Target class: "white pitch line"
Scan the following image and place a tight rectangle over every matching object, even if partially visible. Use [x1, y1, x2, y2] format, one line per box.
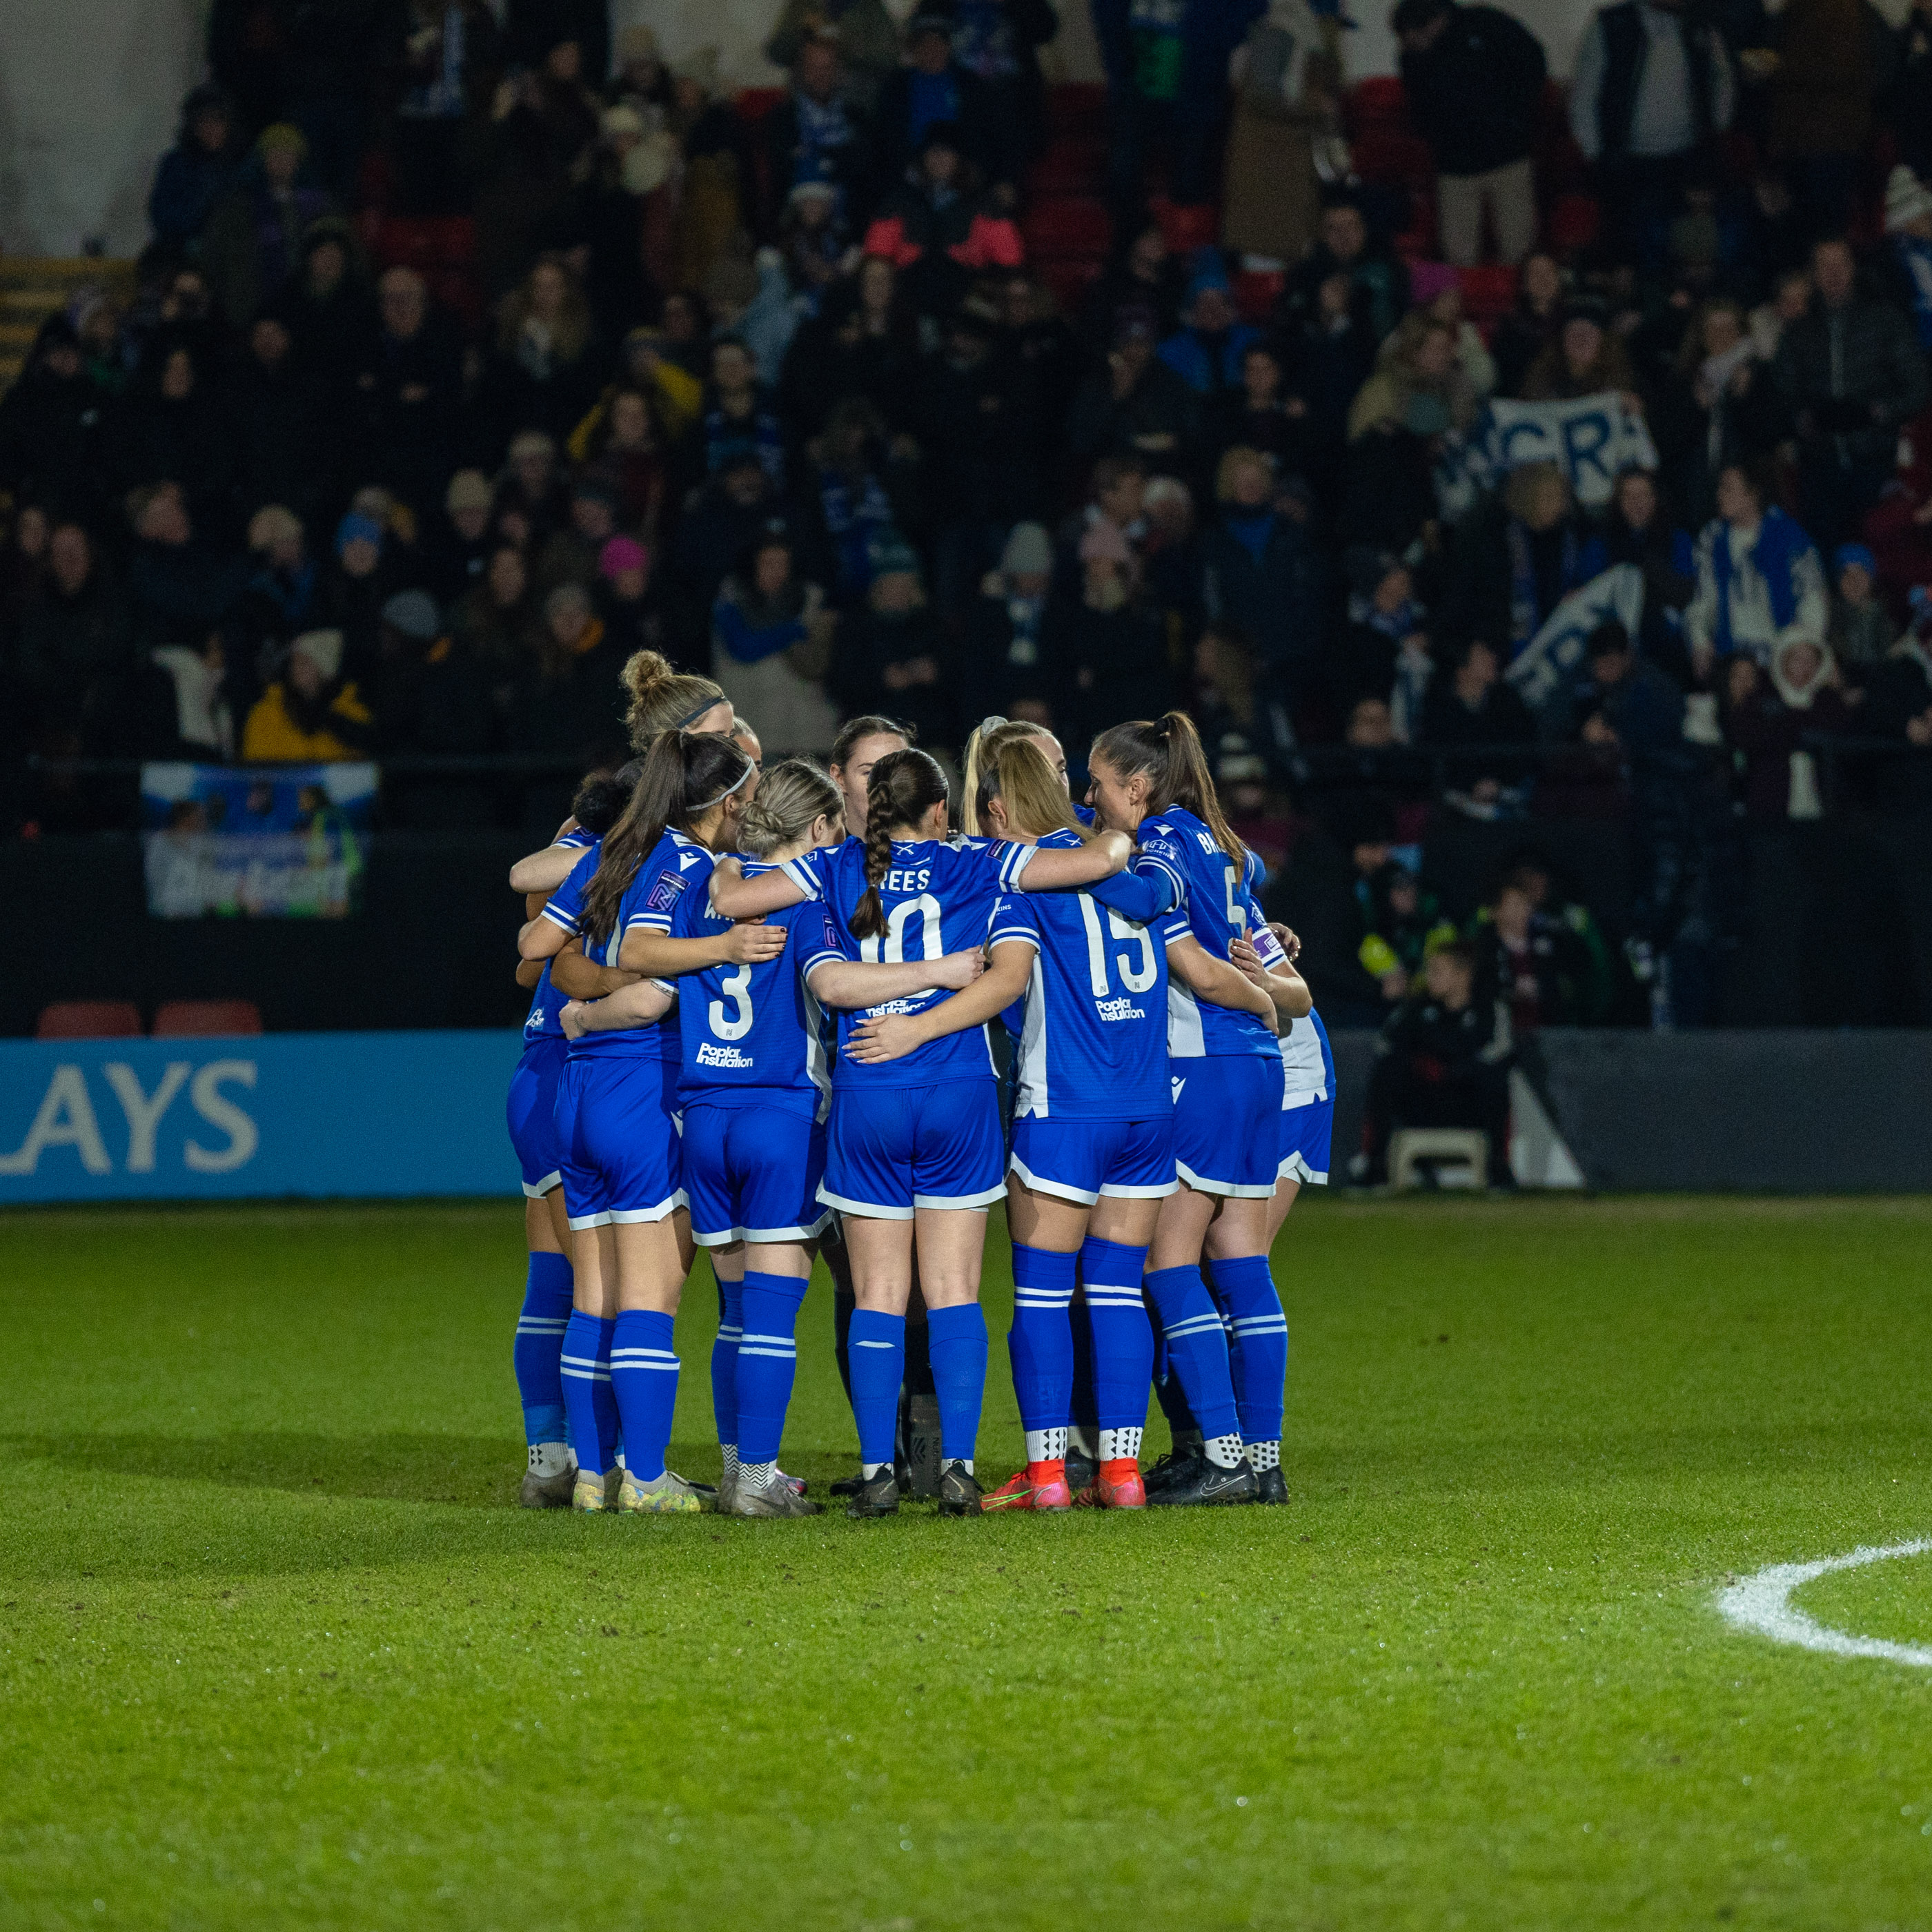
[1717, 1539, 1932, 1668]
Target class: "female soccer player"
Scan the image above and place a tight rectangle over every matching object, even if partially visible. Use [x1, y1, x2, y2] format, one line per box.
[620, 649, 736, 751]
[627, 758, 985, 1517]
[858, 729, 1274, 1512]
[1085, 713, 1310, 1507]
[503, 764, 640, 1507]
[520, 732, 779, 1512]
[711, 749, 1134, 1517]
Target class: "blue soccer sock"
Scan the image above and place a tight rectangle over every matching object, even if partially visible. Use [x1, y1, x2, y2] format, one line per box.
[927, 1303, 989, 1466]
[1080, 1236, 1153, 1463]
[1009, 1244, 1076, 1466]
[846, 1308, 905, 1472]
[610, 1310, 680, 1483]
[711, 1272, 743, 1475]
[1208, 1255, 1290, 1449]
[560, 1311, 618, 1477]
[736, 1271, 808, 1469]
[515, 1251, 573, 1451]
[1143, 1264, 1241, 1449]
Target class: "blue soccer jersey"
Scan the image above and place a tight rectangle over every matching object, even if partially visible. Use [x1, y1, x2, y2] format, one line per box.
[1135, 806, 1276, 1061]
[539, 830, 711, 1062]
[988, 829, 1187, 1121]
[664, 862, 839, 1121]
[522, 829, 597, 1041]
[783, 835, 1032, 1088]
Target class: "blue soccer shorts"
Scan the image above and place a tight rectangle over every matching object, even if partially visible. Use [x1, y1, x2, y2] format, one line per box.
[1170, 1054, 1286, 1199]
[682, 1101, 831, 1248]
[506, 1034, 569, 1199]
[555, 1052, 684, 1231]
[1008, 1114, 1176, 1205]
[818, 1079, 1006, 1219]
[1279, 1093, 1334, 1185]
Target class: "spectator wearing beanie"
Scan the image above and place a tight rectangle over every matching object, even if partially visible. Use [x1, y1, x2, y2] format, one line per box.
[1158, 262, 1262, 399]
[1394, 0, 1548, 268]
[425, 470, 497, 608]
[241, 504, 322, 644]
[597, 535, 662, 658]
[242, 627, 373, 760]
[1568, 0, 1735, 269]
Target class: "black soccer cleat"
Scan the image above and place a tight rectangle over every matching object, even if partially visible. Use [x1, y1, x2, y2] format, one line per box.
[936, 1460, 983, 1517]
[1252, 1465, 1290, 1506]
[1147, 1457, 1257, 1507]
[829, 1469, 866, 1499]
[845, 1468, 901, 1519]
[1063, 1448, 1098, 1497]
[1142, 1446, 1205, 1498]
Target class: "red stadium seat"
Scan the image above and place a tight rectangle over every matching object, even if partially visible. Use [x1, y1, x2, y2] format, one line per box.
[151, 1000, 264, 1038]
[1458, 262, 1519, 327]
[1149, 198, 1218, 255]
[37, 1001, 143, 1039]
[1021, 196, 1112, 259]
[1350, 131, 1435, 190]
[1234, 268, 1283, 322]
[734, 86, 783, 128]
[1348, 77, 1410, 132]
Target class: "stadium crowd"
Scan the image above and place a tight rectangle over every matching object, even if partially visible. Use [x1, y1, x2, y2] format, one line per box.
[5, 0, 1932, 1036]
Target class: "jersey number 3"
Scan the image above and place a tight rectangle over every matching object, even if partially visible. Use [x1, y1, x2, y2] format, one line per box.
[709, 963, 753, 1040]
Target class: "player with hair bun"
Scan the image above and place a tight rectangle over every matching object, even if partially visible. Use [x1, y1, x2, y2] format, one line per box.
[711, 748, 1134, 1517]
[520, 731, 777, 1513]
[1086, 711, 1310, 1507]
[620, 649, 735, 749]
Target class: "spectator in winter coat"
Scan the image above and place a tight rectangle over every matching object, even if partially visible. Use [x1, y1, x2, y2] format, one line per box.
[1655, 296, 1780, 529]
[1197, 446, 1323, 702]
[1470, 878, 1595, 1029]
[1568, 0, 1736, 268]
[1826, 542, 1895, 678]
[1491, 252, 1566, 399]
[1277, 195, 1410, 347]
[711, 536, 842, 754]
[1445, 463, 1608, 660]
[149, 85, 244, 249]
[423, 470, 498, 609]
[1065, 309, 1203, 466]
[1046, 518, 1175, 745]
[763, 37, 878, 230]
[1773, 238, 1931, 553]
[963, 520, 1056, 716]
[1394, 0, 1548, 268]
[829, 534, 958, 748]
[874, 12, 1012, 192]
[1721, 629, 1854, 818]
[1684, 462, 1828, 676]
[767, 0, 904, 113]
[240, 504, 322, 647]
[1347, 310, 1481, 441]
[200, 124, 337, 329]
[1157, 262, 1262, 400]
[368, 588, 495, 828]
[353, 266, 465, 514]
[0, 318, 107, 515]
[862, 122, 1025, 318]
[221, 312, 338, 528]
[241, 626, 373, 760]
[13, 524, 134, 741]
[125, 482, 249, 649]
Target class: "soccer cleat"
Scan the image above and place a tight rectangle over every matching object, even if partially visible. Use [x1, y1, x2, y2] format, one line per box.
[1147, 1457, 1258, 1508]
[1252, 1465, 1290, 1506]
[982, 1467, 1074, 1512]
[936, 1460, 984, 1517]
[521, 1463, 578, 1509]
[829, 1469, 866, 1499]
[1064, 1447, 1098, 1497]
[845, 1468, 901, 1519]
[727, 1469, 825, 1518]
[617, 1468, 709, 1514]
[1142, 1446, 1205, 1499]
[779, 1468, 808, 1497]
[1078, 1461, 1147, 1510]
[715, 1470, 736, 1517]
[571, 1466, 620, 1513]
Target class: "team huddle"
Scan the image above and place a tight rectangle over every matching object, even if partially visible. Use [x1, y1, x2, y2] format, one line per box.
[503, 651, 1334, 1519]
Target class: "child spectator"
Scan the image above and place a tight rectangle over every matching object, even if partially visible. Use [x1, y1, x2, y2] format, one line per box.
[1721, 629, 1854, 818]
[1826, 543, 1895, 679]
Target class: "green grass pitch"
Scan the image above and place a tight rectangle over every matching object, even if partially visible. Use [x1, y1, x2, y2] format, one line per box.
[3, 1196, 1929, 1930]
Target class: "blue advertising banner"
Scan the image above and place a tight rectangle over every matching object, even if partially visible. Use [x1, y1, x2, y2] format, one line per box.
[0, 1032, 524, 1203]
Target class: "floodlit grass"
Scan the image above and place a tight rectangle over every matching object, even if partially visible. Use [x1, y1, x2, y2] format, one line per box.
[1, 1196, 1929, 1931]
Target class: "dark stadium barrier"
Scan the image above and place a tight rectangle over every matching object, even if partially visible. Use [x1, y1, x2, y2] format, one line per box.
[1325, 1028, 1932, 1192]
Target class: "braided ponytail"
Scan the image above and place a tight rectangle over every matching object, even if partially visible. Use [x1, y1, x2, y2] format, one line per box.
[848, 747, 948, 940]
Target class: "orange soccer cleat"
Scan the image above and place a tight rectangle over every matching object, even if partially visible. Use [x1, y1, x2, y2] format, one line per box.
[1078, 1459, 1147, 1510]
[982, 1463, 1074, 1512]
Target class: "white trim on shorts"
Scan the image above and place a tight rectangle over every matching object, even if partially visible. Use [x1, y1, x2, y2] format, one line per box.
[691, 1209, 834, 1249]
[522, 1170, 563, 1200]
[1007, 1152, 1177, 1206]
[566, 1208, 614, 1231]
[603, 1190, 689, 1227]
[1175, 1160, 1278, 1200]
[1278, 1154, 1329, 1185]
[816, 1186, 915, 1221]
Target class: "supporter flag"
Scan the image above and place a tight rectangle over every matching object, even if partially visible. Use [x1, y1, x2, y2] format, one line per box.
[1503, 564, 1646, 711]
[139, 763, 377, 918]
[1435, 392, 1659, 521]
